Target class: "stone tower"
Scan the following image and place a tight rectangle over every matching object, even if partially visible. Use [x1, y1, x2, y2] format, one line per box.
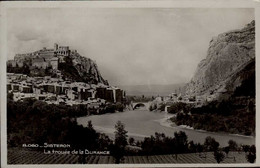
[54, 43, 58, 51]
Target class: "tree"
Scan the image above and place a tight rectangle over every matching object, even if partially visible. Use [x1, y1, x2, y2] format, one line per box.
[128, 137, 135, 146]
[214, 150, 225, 163]
[149, 105, 154, 111]
[87, 120, 94, 130]
[22, 64, 30, 75]
[197, 143, 204, 157]
[115, 121, 128, 148]
[110, 145, 125, 164]
[223, 146, 230, 157]
[228, 140, 238, 151]
[242, 145, 250, 153]
[32, 100, 48, 114]
[168, 102, 191, 114]
[188, 141, 196, 153]
[204, 136, 219, 152]
[158, 103, 166, 111]
[248, 101, 254, 113]
[246, 145, 256, 163]
[174, 131, 188, 154]
[97, 134, 112, 150]
[112, 121, 128, 163]
[136, 141, 141, 147]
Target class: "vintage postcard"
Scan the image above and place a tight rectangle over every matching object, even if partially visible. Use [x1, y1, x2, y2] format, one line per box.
[0, 0, 259, 167]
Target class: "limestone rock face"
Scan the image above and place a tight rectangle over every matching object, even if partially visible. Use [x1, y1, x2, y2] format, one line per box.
[70, 53, 108, 85]
[185, 20, 255, 100]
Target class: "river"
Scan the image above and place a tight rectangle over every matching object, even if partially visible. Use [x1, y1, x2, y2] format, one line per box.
[77, 108, 255, 147]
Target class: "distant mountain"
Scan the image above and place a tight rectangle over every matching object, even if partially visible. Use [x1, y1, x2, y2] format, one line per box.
[184, 20, 255, 101]
[119, 83, 185, 96]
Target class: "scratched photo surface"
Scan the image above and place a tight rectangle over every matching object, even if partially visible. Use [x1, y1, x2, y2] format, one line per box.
[5, 7, 255, 165]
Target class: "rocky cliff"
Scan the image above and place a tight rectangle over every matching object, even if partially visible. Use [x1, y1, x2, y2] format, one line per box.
[69, 53, 108, 85]
[185, 20, 255, 101]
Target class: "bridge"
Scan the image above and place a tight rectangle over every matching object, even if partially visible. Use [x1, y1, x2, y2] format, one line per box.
[131, 102, 152, 110]
[131, 102, 171, 112]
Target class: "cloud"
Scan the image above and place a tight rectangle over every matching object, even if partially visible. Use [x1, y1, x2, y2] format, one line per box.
[14, 28, 45, 41]
[16, 33, 37, 41]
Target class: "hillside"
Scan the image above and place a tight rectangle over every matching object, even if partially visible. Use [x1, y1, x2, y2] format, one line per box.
[58, 53, 108, 85]
[185, 20, 255, 101]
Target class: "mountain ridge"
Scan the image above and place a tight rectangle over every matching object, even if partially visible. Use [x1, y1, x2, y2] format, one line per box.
[184, 20, 255, 101]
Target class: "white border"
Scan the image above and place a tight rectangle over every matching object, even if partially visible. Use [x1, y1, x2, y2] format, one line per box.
[1, 0, 260, 167]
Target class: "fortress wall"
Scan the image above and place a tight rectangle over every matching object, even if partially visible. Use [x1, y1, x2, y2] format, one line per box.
[32, 61, 49, 69]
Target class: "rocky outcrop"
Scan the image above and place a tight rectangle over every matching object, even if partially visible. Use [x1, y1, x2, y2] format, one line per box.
[185, 20, 255, 101]
[8, 48, 108, 85]
[70, 53, 108, 85]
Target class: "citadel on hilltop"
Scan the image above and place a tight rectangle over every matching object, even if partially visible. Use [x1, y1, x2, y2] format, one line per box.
[7, 43, 78, 70]
[7, 43, 108, 85]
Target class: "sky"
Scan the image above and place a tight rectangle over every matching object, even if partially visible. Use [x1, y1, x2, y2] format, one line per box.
[7, 8, 254, 86]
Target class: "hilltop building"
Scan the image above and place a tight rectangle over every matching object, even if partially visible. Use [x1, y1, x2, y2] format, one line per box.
[7, 43, 77, 70]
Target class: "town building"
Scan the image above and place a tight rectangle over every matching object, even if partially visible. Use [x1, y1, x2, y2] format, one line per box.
[8, 43, 73, 70]
[7, 73, 125, 107]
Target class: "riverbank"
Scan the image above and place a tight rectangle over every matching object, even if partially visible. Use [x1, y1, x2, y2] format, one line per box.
[153, 114, 176, 128]
[158, 115, 255, 139]
[77, 109, 255, 146]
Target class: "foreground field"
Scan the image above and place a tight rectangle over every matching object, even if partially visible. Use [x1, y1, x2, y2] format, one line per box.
[8, 148, 249, 164]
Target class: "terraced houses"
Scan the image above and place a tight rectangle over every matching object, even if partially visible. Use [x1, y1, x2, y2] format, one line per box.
[7, 73, 125, 107]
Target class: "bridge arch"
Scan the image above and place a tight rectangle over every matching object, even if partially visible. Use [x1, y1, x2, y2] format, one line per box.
[133, 103, 146, 110]
[132, 102, 151, 110]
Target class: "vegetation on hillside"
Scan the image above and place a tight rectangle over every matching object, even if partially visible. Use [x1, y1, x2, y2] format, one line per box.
[7, 98, 112, 151]
[7, 63, 31, 75]
[7, 61, 58, 77]
[168, 98, 255, 136]
[165, 61, 255, 136]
